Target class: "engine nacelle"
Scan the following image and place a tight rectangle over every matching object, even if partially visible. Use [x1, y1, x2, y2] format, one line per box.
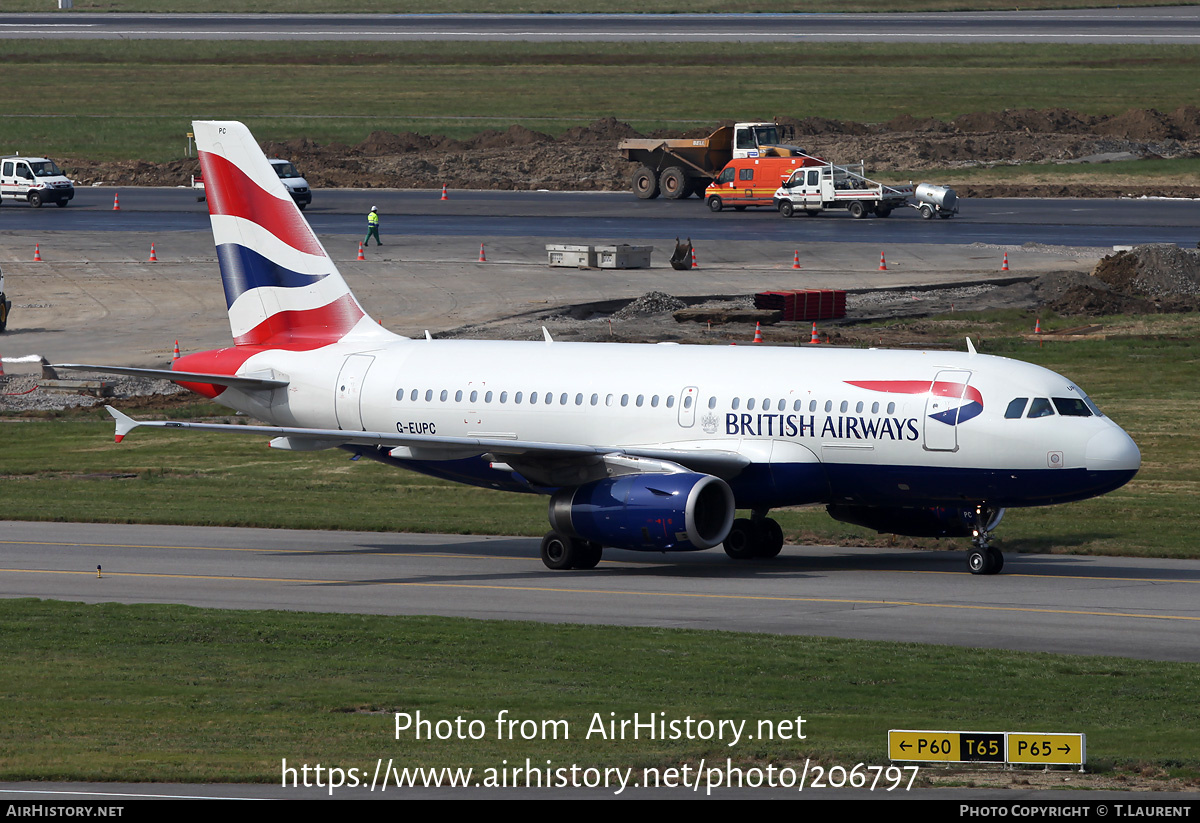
[549, 473, 735, 552]
[826, 504, 988, 538]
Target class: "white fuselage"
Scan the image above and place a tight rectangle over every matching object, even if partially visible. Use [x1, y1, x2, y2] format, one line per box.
[215, 337, 1140, 511]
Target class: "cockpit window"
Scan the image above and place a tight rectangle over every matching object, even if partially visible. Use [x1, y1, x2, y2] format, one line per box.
[1027, 397, 1055, 418]
[1005, 398, 1028, 419]
[1053, 397, 1092, 417]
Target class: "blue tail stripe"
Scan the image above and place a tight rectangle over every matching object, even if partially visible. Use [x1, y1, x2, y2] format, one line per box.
[216, 243, 328, 308]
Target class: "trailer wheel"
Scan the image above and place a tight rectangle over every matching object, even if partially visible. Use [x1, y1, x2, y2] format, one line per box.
[660, 167, 688, 200]
[707, 196, 723, 213]
[779, 201, 795, 218]
[848, 200, 866, 219]
[920, 204, 934, 220]
[632, 166, 660, 200]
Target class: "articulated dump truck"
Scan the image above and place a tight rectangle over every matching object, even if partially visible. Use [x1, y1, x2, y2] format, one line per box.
[618, 122, 804, 200]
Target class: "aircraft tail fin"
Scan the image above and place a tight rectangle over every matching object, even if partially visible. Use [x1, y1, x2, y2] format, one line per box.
[193, 120, 396, 350]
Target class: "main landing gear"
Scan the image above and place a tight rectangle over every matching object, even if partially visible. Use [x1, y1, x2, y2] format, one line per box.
[723, 511, 785, 560]
[966, 505, 1006, 575]
[540, 531, 603, 570]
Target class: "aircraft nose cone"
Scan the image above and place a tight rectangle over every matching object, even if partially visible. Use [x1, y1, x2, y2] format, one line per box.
[1086, 426, 1141, 474]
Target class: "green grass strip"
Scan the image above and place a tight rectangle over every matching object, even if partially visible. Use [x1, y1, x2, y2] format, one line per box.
[0, 600, 1196, 783]
[1, 42, 1197, 161]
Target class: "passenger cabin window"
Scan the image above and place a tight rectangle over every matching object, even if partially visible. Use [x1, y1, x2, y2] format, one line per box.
[739, 168, 754, 181]
[1005, 398, 1028, 419]
[808, 170, 820, 186]
[1027, 398, 1055, 418]
[1053, 397, 1092, 417]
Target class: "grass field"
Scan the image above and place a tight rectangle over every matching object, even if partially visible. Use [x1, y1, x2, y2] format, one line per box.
[1, 42, 1198, 162]
[1, 599, 1196, 784]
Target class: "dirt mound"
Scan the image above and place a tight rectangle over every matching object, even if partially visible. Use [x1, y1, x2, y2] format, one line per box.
[1093, 244, 1200, 299]
[468, 124, 554, 150]
[54, 107, 1200, 197]
[560, 117, 642, 144]
[611, 291, 686, 320]
[1095, 108, 1184, 141]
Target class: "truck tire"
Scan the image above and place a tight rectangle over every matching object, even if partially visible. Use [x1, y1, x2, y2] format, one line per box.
[848, 200, 866, 219]
[707, 196, 723, 213]
[779, 201, 795, 218]
[632, 165, 660, 200]
[0, 299, 7, 332]
[660, 167, 688, 200]
[29, 192, 43, 209]
[55, 200, 69, 208]
[876, 206, 892, 218]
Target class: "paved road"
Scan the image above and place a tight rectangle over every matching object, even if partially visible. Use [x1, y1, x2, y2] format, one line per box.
[5, 8, 1200, 43]
[4, 187, 1199, 247]
[4, 521, 1199, 662]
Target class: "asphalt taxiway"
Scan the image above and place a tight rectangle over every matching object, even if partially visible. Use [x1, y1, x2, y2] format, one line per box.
[4, 521, 1198, 662]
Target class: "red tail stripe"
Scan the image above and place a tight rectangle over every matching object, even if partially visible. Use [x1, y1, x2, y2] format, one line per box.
[198, 150, 325, 258]
[232, 294, 365, 350]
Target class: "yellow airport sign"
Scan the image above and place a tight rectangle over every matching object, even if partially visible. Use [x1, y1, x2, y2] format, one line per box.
[1008, 733, 1085, 766]
[889, 730, 1005, 763]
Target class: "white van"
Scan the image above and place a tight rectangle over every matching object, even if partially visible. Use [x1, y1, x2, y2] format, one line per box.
[0, 156, 75, 208]
[193, 157, 312, 209]
[269, 158, 312, 209]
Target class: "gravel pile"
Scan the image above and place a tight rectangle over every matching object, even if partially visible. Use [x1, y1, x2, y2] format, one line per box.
[610, 291, 687, 320]
[0, 374, 185, 413]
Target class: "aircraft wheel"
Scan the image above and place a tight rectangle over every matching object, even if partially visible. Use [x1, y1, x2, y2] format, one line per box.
[723, 518, 758, 560]
[541, 531, 577, 570]
[574, 541, 603, 570]
[757, 518, 784, 558]
[967, 548, 989, 575]
[987, 546, 1004, 574]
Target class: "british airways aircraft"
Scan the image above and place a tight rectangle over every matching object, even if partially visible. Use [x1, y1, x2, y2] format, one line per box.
[58, 120, 1141, 575]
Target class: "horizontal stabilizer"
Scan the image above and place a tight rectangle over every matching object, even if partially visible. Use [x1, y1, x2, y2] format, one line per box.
[104, 408, 752, 477]
[53, 364, 288, 391]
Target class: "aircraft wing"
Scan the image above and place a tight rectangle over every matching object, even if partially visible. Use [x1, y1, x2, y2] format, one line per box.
[104, 406, 750, 479]
[53, 365, 288, 391]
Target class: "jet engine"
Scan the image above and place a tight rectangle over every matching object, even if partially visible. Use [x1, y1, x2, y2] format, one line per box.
[826, 504, 987, 538]
[549, 473, 735, 551]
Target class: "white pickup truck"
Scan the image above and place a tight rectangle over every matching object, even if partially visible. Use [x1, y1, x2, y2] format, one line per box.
[772, 161, 913, 219]
[0, 156, 75, 208]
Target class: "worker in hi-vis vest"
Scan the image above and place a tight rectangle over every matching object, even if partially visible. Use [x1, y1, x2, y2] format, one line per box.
[364, 206, 381, 246]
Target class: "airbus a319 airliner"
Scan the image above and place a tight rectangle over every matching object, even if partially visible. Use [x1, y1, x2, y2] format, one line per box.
[59, 121, 1141, 575]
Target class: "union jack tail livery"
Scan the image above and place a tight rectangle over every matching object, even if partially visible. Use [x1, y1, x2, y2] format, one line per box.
[194, 120, 395, 350]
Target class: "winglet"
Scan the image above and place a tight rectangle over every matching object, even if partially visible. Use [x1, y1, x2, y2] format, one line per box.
[105, 405, 141, 443]
[543, 326, 554, 344]
[965, 337, 977, 355]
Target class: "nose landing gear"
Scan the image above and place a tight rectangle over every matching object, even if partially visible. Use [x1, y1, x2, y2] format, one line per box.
[966, 505, 1006, 575]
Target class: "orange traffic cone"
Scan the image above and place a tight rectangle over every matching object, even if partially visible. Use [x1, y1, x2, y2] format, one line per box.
[112, 193, 120, 211]
[752, 322, 763, 343]
[1002, 252, 1009, 271]
[1034, 318, 1042, 334]
[0, 357, 5, 376]
[172, 340, 180, 361]
[810, 322, 820, 344]
[690, 247, 698, 269]
[33, 243, 42, 262]
[478, 243, 487, 263]
[148, 243, 157, 262]
[878, 251, 887, 271]
[357, 242, 365, 261]
[440, 185, 448, 201]
[792, 249, 801, 269]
